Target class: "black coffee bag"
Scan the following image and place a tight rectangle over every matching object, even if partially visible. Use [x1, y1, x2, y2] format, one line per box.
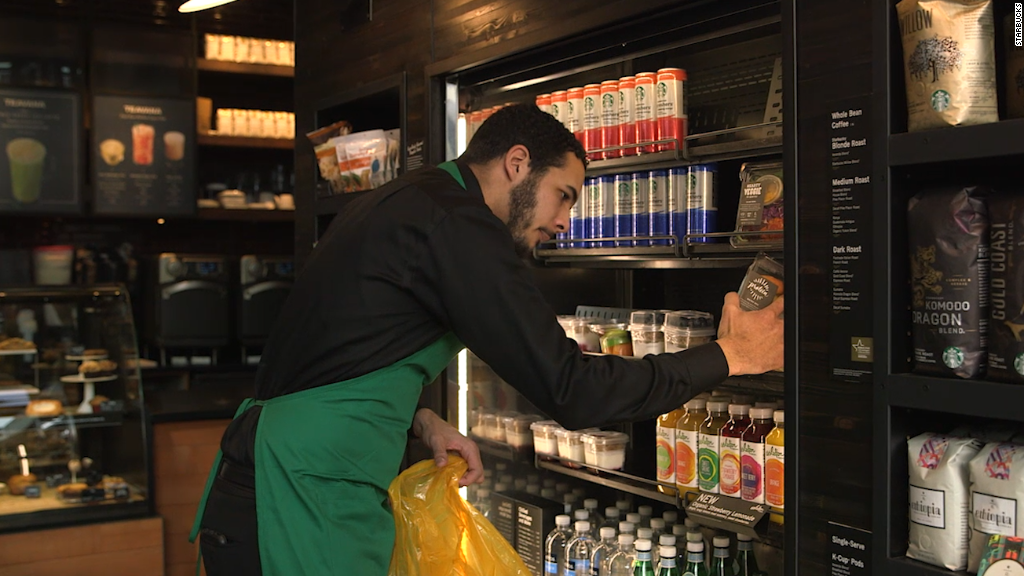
[988, 194, 1024, 383]
[909, 186, 989, 379]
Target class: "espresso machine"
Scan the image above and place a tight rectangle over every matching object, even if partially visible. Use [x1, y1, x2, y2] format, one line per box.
[238, 255, 293, 362]
[146, 253, 230, 365]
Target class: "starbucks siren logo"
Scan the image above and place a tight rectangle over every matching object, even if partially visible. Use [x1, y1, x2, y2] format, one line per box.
[636, 86, 646, 102]
[1015, 353, 1024, 377]
[657, 82, 668, 99]
[931, 89, 951, 112]
[943, 346, 965, 369]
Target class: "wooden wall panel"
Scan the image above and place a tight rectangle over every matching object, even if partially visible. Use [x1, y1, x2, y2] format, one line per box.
[152, 419, 231, 576]
[0, 516, 163, 576]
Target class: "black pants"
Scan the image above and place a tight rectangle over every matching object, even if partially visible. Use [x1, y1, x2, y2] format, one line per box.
[199, 473, 262, 575]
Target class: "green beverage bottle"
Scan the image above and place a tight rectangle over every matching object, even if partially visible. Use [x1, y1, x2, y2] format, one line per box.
[710, 536, 736, 576]
[734, 533, 761, 576]
[657, 545, 682, 576]
[682, 541, 710, 576]
[698, 402, 730, 493]
[634, 538, 656, 576]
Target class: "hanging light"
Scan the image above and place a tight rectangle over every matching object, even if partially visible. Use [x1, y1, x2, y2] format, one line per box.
[178, 0, 238, 13]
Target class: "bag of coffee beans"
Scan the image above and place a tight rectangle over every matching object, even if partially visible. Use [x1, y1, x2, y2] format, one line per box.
[907, 433, 983, 571]
[908, 186, 989, 379]
[896, 0, 998, 131]
[989, 194, 1024, 383]
[968, 442, 1024, 572]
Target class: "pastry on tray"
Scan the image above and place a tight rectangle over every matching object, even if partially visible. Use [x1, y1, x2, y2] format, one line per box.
[57, 482, 88, 500]
[78, 359, 117, 377]
[0, 337, 35, 351]
[25, 399, 63, 417]
[81, 348, 107, 358]
[8, 474, 37, 495]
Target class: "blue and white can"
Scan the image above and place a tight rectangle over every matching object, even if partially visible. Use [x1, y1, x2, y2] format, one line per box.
[588, 175, 615, 248]
[649, 169, 669, 246]
[632, 172, 650, 247]
[687, 163, 718, 243]
[669, 167, 688, 246]
[614, 174, 634, 247]
[570, 178, 588, 248]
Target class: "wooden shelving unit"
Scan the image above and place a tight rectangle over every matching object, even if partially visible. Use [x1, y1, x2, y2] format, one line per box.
[196, 133, 294, 150]
[196, 58, 294, 78]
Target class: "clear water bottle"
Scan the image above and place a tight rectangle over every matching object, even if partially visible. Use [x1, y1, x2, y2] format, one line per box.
[657, 545, 681, 576]
[591, 526, 618, 576]
[616, 499, 632, 517]
[564, 493, 580, 515]
[619, 521, 636, 537]
[585, 498, 604, 527]
[650, 518, 666, 544]
[633, 538, 656, 576]
[626, 513, 643, 530]
[566, 520, 597, 576]
[603, 507, 622, 531]
[671, 524, 687, 539]
[607, 533, 637, 576]
[662, 511, 678, 529]
[575, 509, 592, 535]
[637, 505, 653, 529]
[545, 514, 573, 576]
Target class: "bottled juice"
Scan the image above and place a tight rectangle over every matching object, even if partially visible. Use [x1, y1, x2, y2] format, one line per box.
[765, 410, 785, 521]
[675, 398, 707, 496]
[740, 408, 775, 504]
[718, 404, 751, 497]
[697, 401, 730, 493]
[657, 404, 687, 490]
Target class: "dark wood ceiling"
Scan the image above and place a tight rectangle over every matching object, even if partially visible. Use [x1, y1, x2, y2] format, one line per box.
[0, 0, 293, 40]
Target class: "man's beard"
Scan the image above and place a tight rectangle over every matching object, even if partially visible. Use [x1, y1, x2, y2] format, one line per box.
[506, 172, 540, 258]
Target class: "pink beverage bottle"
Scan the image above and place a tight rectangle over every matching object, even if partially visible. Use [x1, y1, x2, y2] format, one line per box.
[656, 68, 687, 152]
[536, 93, 553, 116]
[634, 73, 657, 154]
[551, 91, 568, 129]
[719, 404, 751, 497]
[567, 87, 585, 145]
[740, 408, 775, 504]
[600, 80, 620, 158]
[618, 76, 637, 156]
[583, 84, 602, 160]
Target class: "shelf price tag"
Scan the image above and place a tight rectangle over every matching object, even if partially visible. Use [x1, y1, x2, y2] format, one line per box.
[827, 522, 871, 576]
[684, 492, 768, 536]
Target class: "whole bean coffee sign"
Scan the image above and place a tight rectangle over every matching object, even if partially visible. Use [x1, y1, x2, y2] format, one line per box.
[0, 89, 81, 213]
[92, 95, 194, 216]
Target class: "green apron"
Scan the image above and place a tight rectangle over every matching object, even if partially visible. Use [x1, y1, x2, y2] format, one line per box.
[189, 161, 467, 575]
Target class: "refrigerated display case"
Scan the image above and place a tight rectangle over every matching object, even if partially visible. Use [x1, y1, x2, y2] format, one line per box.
[0, 285, 150, 532]
[430, 2, 794, 573]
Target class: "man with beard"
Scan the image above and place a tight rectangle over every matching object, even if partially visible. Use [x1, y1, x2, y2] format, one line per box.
[191, 104, 785, 575]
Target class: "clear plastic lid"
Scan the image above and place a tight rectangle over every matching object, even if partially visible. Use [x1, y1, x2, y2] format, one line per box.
[664, 310, 715, 333]
[581, 430, 630, 449]
[750, 408, 775, 420]
[684, 398, 707, 411]
[555, 428, 597, 443]
[530, 420, 564, 435]
[728, 404, 751, 416]
[506, 414, 543, 433]
[713, 536, 731, 548]
[558, 315, 589, 332]
[707, 401, 730, 413]
[774, 410, 785, 423]
[496, 411, 520, 426]
[629, 309, 666, 330]
[588, 322, 628, 335]
[481, 413, 498, 427]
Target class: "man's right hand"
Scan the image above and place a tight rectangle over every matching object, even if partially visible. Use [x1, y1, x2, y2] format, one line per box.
[715, 292, 785, 376]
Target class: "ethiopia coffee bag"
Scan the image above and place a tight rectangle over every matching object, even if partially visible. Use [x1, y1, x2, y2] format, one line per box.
[989, 194, 1024, 383]
[907, 433, 983, 571]
[909, 186, 989, 378]
[968, 443, 1024, 572]
[896, 0, 998, 131]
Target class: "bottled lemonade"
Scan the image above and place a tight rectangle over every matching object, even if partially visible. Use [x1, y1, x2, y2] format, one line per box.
[719, 404, 751, 497]
[765, 410, 785, 521]
[675, 398, 707, 497]
[740, 408, 775, 504]
[658, 404, 687, 490]
[697, 402, 730, 493]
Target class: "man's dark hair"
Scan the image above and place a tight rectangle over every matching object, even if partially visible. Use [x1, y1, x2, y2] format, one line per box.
[460, 104, 588, 176]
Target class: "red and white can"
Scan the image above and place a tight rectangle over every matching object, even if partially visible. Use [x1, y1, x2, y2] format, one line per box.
[600, 80, 619, 158]
[468, 110, 484, 143]
[618, 76, 637, 156]
[567, 87, 585, 143]
[656, 68, 687, 151]
[582, 84, 602, 159]
[551, 90, 568, 129]
[634, 72, 657, 153]
[536, 93, 552, 116]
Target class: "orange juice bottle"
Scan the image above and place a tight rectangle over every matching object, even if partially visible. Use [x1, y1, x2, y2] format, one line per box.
[674, 398, 706, 498]
[657, 405, 687, 491]
[765, 410, 785, 523]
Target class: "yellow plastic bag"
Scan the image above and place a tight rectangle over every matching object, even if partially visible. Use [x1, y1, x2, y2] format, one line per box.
[388, 456, 532, 576]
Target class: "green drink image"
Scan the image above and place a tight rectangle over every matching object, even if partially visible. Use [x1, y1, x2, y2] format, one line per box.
[6, 138, 46, 204]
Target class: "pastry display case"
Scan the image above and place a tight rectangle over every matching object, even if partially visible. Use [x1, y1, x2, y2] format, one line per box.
[0, 285, 149, 532]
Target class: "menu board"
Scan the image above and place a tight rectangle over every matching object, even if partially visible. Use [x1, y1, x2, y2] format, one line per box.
[92, 95, 194, 216]
[0, 89, 81, 213]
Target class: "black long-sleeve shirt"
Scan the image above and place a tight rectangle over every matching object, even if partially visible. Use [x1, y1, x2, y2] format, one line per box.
[220, 160, 729, 466]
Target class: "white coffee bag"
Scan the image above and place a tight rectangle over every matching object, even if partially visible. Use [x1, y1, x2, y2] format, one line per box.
[969, 443, 1024, 572]
[908, 433, 983, 570]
